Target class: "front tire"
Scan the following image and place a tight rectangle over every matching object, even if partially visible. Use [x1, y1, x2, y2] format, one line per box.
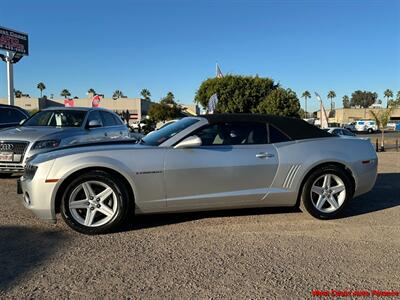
[61, 170, 131, 234]
[367, 128, 373, 133]
[300, 165, 353, 219]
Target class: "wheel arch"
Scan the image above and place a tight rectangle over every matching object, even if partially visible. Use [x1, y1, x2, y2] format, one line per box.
[295, 161, 356, 207]
[54, 166, 136, 214]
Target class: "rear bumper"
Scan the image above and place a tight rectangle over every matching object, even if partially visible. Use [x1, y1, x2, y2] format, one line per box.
[353, 158, 378, 197]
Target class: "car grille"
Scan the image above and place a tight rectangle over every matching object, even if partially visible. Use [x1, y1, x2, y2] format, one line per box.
[0, 141, 29, 163]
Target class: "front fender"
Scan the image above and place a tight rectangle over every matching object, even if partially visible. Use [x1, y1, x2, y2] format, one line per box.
[48, 156, 137, 216]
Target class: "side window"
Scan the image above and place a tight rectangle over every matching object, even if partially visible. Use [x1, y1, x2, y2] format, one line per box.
[87, 111, 103, 127]
[268, 124, 290, 143]
[101, 112, 118, 127]
[0, 108, 26, 123]
[195, 122, 268, 146]
[112, 114, 123, 125]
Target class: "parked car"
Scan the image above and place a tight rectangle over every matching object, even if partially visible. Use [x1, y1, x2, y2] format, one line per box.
[0, 104, 29, 129]
[343, 122, 356, 132]
[354, 120, 378, 133]
[322, 127, 357, 138]
[19, 114, 377, 234]
[387, 120, 400, 131]
[0, 107, 130, 176]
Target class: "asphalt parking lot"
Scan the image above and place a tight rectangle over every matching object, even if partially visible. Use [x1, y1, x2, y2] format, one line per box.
[0, 153, 399, 299]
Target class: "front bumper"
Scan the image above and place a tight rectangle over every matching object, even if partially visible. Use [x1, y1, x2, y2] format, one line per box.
[19, 173, 58, 224]
[0, 163, 25, 173]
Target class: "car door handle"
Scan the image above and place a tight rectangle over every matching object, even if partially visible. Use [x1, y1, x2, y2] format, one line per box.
[256, 152, 274, 159]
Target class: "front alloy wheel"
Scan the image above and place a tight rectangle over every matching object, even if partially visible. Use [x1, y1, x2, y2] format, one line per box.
[61, 171, 131, 234]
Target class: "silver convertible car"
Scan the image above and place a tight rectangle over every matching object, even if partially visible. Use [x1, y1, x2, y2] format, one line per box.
[18, 114, 378, 234]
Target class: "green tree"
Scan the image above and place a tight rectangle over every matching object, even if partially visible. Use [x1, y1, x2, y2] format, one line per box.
[37, 82, 46, 97]
[327, 90, 336, 111]
[148, 92, 182, 122]
[350, 90, 378, 108]
[257, 88, 300, 118]
[112, 90, 124, 99]
[370, 106, 393, 151]
[87, 88, 96, 95]
[195, 75, 277, 113]
[301, 91, 311, 118]
[60, 89, 71, 98]
[342, 95, 350, 108]
[14, 89, 23, 98]
[140, 88, 151, 101]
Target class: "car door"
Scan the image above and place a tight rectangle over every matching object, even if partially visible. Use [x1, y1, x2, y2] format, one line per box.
[100, 111, 126, 140]
[164, 121, 279, 210]
[84, 111, 106, 142]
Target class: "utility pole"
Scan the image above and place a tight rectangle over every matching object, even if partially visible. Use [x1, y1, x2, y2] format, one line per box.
[0, 26, 29, 106]
[6, 51, 14, 106]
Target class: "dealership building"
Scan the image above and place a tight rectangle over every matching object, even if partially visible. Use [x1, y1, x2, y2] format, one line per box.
[0, 95, 200, 120]
[317, 107, 400, 125]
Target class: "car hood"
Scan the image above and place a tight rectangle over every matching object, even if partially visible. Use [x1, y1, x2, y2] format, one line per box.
[0, 126, 81, 142]
[30, 140, 150, 164]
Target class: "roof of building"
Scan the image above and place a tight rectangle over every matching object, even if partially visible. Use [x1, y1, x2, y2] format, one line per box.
[199, 113, 332, 140]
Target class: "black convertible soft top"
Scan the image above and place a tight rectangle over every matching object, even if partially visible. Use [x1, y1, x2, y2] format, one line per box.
[200, 114, 332, 140]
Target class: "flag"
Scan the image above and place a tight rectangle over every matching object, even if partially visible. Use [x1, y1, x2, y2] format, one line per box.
[216, 63, 223, 78]
[92, 95, 101, 107]
[315, 92, 329, 128]
[64, 98, 74, 107]
[207, 93, 219, 114]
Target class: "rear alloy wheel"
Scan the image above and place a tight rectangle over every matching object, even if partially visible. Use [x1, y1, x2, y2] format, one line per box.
[300, 165, 353, 219]
[61, 171, 131, 234]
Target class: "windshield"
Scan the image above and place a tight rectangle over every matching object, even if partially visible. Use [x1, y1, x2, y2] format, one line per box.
[142, 118, 200, 146]
[24, 110, 87, 127]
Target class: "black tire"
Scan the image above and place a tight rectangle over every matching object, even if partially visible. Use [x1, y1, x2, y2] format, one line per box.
[367, 128, 373, 133]
[300, 165, 353, 219]
[61, 170, 132, 235]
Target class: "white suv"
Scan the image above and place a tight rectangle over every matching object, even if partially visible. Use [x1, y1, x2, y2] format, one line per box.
[354, 120, 378, 133]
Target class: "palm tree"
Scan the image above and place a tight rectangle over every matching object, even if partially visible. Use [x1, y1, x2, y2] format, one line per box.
[112, 90, 124, 100]
[37, 82, 46, 98]
[140, 88, 151, 101]
[87, 88, 96, 95]
[370, 106, 393, 151]
[14, 89, 23, 98]
[342, 95, 350, 108]
[327, 90, 336, 111]
[384, 89, 393, 107]
[60, 89, 71, 99]
[301, 91, 311, 118]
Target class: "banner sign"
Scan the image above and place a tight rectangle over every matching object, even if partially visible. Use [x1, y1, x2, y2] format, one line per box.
[92, 95, 101, 107]
[64, 99, 75, 107]
[0, 26, 29, 55]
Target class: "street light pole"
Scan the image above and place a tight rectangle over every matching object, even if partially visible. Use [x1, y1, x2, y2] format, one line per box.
[6, 51, 14, 106]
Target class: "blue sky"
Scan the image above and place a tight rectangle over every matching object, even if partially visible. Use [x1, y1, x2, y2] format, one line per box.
[0, 0, 399, 111]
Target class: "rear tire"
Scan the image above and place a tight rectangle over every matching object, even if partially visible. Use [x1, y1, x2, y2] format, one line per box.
[300, 165, 353, 219]
[61, 170, 132, 234]
[367, 128, 373, 133]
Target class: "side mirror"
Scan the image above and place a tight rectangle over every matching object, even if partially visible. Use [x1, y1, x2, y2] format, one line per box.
[87, 120, 101, 129]
[19, 119, 26, 125]
[174, 135, 202, 149]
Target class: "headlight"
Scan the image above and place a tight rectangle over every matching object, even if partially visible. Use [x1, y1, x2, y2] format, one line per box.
[32, 140, 60, 150]
[24, 164, 38, 179]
